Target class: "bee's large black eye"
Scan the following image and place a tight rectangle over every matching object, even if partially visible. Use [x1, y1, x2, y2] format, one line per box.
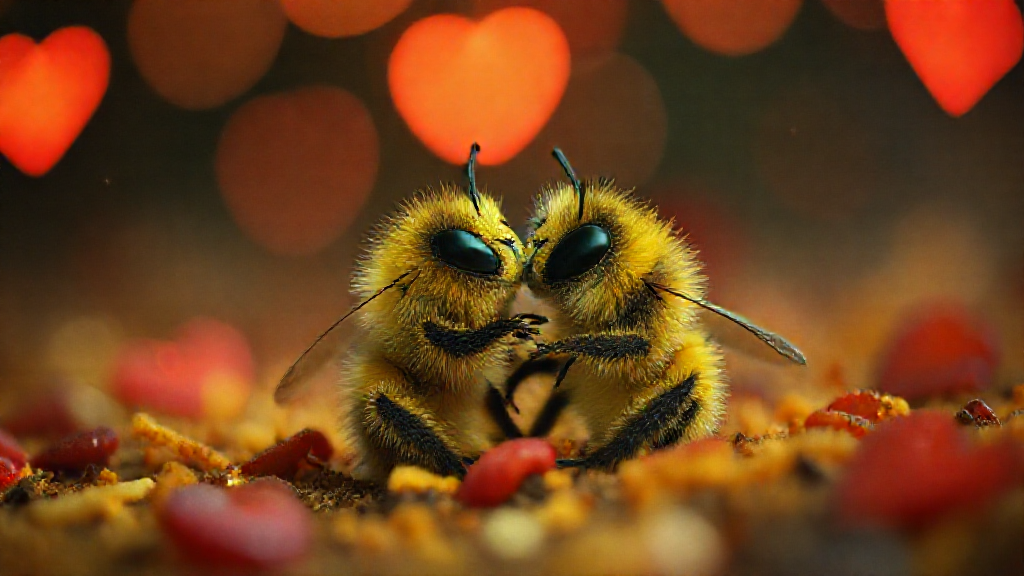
[543, 224, 610, 282]
[431, 229, 499, 275]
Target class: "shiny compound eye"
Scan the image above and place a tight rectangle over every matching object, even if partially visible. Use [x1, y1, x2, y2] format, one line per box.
[430, 229, 500, 275]
[543, 224, 611, 282]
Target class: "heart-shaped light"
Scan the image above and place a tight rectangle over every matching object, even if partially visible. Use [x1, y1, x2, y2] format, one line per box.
[215, 86, 379, 256]
[388, 7, 570, 165]
[112, 318, 254, 420]
[886, 0, 1023, 117]
[0, 27, 110, 177]
[662, 0, 803, 56]
[127, 0, 287, 110]
[280, 0, 413, 38]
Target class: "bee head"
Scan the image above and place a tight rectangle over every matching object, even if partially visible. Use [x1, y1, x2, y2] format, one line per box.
[525, 149, 704, 327]
[353, 145, 524, 328]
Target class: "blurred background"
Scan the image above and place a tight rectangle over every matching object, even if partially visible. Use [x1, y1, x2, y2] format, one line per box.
[1, 0, 1021, 413]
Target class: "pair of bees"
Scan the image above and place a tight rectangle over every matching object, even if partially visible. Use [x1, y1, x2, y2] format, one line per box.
[277, 144, 805, 480]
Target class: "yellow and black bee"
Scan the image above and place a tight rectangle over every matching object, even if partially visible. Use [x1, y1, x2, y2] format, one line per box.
[276, 144, 544, 480]
[516, 148, 805, 470]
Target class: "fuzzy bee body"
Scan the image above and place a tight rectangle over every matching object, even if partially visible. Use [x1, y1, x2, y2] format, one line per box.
[346, 185, 534, 479]
[277, 146, 543, 481]
[520, 150, 803, 470]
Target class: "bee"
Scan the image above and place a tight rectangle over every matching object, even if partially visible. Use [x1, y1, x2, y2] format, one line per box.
[516, 148, 805, 470]
[275, 144, 545, 480]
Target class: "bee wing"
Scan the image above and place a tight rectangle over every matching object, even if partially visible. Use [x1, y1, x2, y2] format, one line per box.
[274, 270, 416, 404]
[696, 306, 804, 366]
[646, 281, 806, 366]
[273, 315, 350, 404]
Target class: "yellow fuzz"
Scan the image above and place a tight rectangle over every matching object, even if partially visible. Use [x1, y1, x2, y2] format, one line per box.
[343, 185, 528, 479]
[526, 181, 726, 452]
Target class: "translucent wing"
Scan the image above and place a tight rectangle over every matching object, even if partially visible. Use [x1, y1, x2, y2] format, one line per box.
[274, 270, 415, 404]
[646, 281, 807, 366]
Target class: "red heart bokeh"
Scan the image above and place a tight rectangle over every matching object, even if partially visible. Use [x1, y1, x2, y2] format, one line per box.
[0, 27, 110, 176]
[662, 0, 803, 56]
[886, 0, 1023, 117]
[388, 7, 570, 165]
[111, 318, 254, 420]
[215, 86, 379, 256]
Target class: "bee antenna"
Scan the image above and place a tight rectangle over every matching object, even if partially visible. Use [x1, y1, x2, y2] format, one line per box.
[645, 281, 807, 366]
[552, 148, 584, 221]
[274, 270, 417, 403]
[466, 142, 482, 216]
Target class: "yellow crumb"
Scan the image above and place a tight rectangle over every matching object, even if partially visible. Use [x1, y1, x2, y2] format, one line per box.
[96, 468, 119, 486]
[131, 412, 232, 471]
[542, 469, 574, 492]
[149, 461, 198, 507]
[620, 441, 738, 508]
[879, 393, 910, 419]
[536, 489, 590, 534]
[28, 478, 155, 527]
[387, 465, 460, 495]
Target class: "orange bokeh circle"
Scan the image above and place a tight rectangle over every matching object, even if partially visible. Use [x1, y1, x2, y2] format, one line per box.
[128, 0, 287, 110]
[662, 0, 803, 56]
[485, 53, 668, 206]
[821, 0, 886, 32]
[473, 0, 628, 57]
[215, 86, 379, 256]
[388, 7, 570, 166]
[280, 0, 413, 38]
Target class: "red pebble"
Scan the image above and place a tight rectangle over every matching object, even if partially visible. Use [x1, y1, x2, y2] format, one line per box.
[240, 429, 333, 479]
[827, 390, 886, 422]
[161, 480, 312, 569]
[1, 457, 22, 491]
[31, 427, 119, 472]
[804, 410, 874, 438]
[456, 438, 556, 508]
[956, 398, 1001, 427]
[878, 304, 1000, 400]
[0, 429, 27, 469]
[2, 392, 80, 439]
[836, 410, 1020, 529]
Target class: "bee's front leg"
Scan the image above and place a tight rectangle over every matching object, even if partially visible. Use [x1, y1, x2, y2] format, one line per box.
[421, 313, 547, 358]
[531, 332, 651, 388]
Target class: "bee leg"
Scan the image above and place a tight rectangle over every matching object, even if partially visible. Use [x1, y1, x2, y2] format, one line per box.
[364, 388, 467, 478]
[552, 356, 577, 389]
[574, 374, 700, 470]
[485, 383, 523, 440]
[533, 333, 650, 362]
[527, 390, 570, 437]
[502, 357, 562, 410]
[422, 313, 547, 358]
